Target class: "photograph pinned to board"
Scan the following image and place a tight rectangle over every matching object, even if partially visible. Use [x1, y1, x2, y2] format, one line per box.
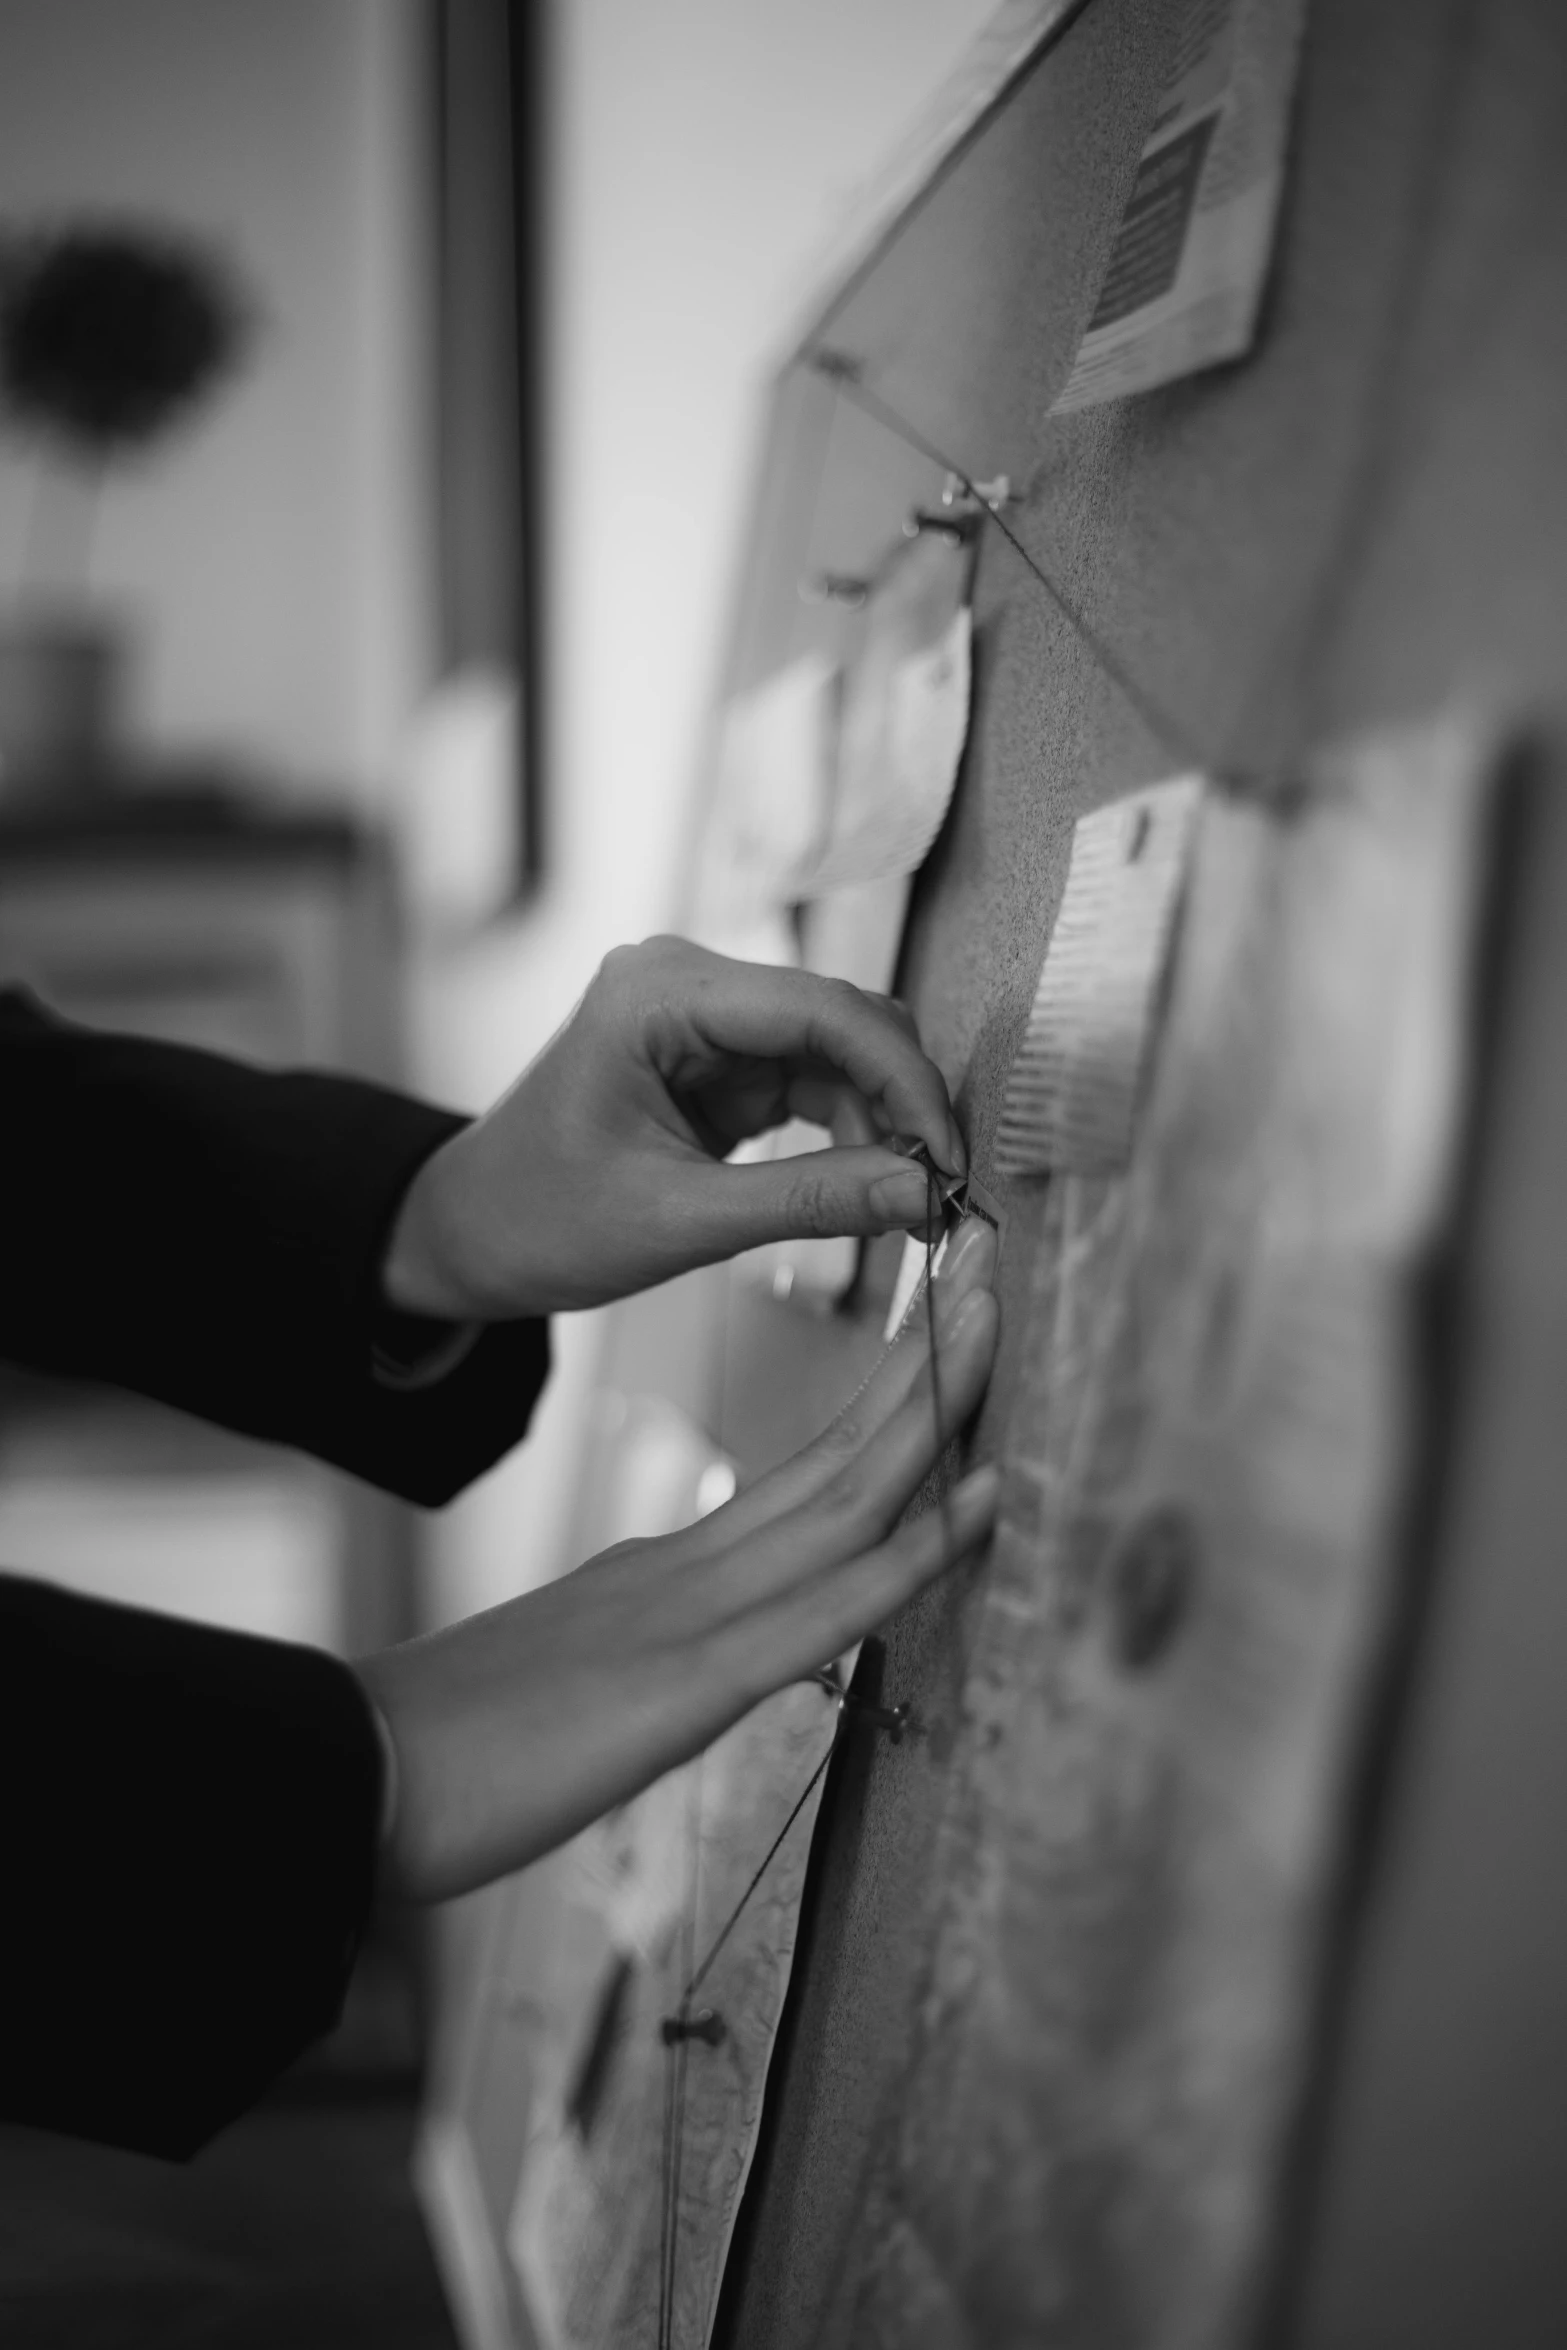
[1051, 0, 1309, 413]
[993, 774, 1204, 1178]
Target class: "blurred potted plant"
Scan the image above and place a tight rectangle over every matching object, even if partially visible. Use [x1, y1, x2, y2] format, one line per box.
[0, 222, 249, 796]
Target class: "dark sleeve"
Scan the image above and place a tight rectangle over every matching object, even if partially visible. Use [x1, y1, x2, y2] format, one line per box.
[0, 988, 549, 1505]
[0, 1574, 384, 2159]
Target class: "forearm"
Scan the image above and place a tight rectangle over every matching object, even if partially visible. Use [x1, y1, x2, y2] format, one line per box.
[0, 1574, 384, 2158]
[0, 988, 550, 1503]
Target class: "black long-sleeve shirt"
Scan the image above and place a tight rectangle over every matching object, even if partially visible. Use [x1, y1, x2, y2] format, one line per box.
[0, 989, 549, 2157]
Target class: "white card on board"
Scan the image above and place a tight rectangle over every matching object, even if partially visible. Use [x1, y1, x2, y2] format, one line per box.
[994, 775, 1204, 1176]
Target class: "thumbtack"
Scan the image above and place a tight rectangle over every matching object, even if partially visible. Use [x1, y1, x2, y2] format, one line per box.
[661, 2008, 726, 2048]
[903, 509, 970, 546]
[844, 1693, 910, 1741]
[811, 1669, 909, 1741]
[940, 470, 1014, 512]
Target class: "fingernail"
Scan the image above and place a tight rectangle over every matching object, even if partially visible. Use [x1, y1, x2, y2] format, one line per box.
[950, 1289, 996, 1340]
[869, 1168, 936, 1227]
[947, 1119, 968, 1178]
[935, 1219, 996, 1298]
[955, 1462, 1000, 1512]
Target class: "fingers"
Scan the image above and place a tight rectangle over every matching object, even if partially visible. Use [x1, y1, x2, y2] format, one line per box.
[697, 1284, 999, 1608]
[694, 1218, 998, 1547]
[662, 948, 965, 1180]
[719, 1462, 1001, 1711]
[681, 1142, 942, 1259]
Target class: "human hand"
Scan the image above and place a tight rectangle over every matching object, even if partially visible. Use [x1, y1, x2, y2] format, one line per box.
[380, 935, 965, 1319]
[358, 1219, 999, 1902]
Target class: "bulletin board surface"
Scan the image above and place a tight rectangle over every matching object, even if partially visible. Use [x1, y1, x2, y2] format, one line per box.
[698, 2, 1567, 2346]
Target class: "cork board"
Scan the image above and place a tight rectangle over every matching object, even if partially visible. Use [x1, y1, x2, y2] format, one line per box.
[698, 2, 1567, 2346]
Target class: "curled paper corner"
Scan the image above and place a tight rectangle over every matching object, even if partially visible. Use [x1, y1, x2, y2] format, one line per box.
[993, 774, 1205, 1179]
[692, 652, 840, 945]
[801, 604, 974, 895]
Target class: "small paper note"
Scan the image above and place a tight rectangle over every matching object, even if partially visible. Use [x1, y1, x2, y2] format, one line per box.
[798, 872, 912, 996]
[994, 776, 1203, 1176]
[692, 652, 838, 953]
[804, 606, 973, 891]
[1051, 0, 1307, 413]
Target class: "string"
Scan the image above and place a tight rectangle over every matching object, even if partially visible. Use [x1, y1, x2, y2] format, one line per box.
[686, 1739, 836, 2013]
[657, 2021, 680, 2350]
[652, 1172, 962, 2340]
[820, 365, 1212, 777]
[923, 1159, 956, 1568]
[658, 1755, 704, 2350]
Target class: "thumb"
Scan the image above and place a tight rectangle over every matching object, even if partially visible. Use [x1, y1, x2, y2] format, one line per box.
[687, 1145, 939, 1256]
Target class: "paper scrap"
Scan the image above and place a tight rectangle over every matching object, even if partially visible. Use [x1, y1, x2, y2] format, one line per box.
[797, 521, 975, 900]
[798, 872, 912, 996]
[509, 1688, 841, 2350]
[804, 606, 973, 891]
[692, 652, 838, 953]
[1051, 0, 1307, 413]
[884, 1228, 946, 1346]
[993, 776, 1203, 1176]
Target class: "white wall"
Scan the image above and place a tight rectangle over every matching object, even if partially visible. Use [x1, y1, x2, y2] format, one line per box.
[0, 0, 430, 798]
[416, 0, 998, 1627]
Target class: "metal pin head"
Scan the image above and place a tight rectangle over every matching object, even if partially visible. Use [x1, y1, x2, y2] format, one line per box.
[940, 470, 1014, 513]
[661, 2008, 726, 2048]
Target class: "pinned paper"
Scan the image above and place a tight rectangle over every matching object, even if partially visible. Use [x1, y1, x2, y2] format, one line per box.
[804, 605, 972, 890]
[798, 521, 975, 899]
[502, 1394, 834, 2350]
[884, 1227, 948, 1346]
[1052, 0, 1307, 413]
[798, 872, 912, 996]
[505, 1391, 842, 2350]
[994, 776, 1203, 1176]
[692, 652, 837, 954]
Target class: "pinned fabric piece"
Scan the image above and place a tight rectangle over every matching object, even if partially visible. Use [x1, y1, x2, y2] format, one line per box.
[1051, 0, 1307, 413]
[994, 775, 1203, 1176]
[691, 652, 838, 959]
